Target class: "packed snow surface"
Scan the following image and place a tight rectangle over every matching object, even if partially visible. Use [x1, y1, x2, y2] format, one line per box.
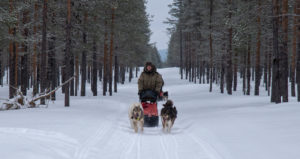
[1, 67, 300, 159]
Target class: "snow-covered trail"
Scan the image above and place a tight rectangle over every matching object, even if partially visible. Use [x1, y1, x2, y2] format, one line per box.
[1, 67, 300, 159]
[0, 68, 223, 159]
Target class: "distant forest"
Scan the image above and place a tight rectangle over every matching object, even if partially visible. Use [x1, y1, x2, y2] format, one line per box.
[166, 0, 300, 103]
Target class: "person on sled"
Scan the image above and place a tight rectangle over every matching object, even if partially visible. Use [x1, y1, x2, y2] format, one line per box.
[138, 62, 164, 101]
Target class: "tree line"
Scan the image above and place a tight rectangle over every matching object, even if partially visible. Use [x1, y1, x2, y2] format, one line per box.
[167, 0, 300, 103]
[0, 0, 161, 107]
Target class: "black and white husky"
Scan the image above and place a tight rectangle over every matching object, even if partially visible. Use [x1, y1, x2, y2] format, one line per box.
[161, 100, 177, 133]
[128, 103, 144, 133]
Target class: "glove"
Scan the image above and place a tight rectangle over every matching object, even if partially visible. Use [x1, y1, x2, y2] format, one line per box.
[159, 91, 163, 97]
[138, 90, 142, 95]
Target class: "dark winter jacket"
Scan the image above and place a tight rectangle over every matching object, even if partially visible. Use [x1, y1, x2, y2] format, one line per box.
[138, 62, 164, 94]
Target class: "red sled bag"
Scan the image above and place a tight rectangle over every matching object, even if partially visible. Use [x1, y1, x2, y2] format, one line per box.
[139, 90, 159, 127]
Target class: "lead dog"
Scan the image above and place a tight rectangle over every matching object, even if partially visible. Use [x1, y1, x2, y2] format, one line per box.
[161, 100, 177, 133]
[128, 103, 144, 133]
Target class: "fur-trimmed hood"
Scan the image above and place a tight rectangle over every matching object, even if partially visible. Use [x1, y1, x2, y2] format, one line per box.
[143, 62, 157, 74]
[138, 62, 164, 94]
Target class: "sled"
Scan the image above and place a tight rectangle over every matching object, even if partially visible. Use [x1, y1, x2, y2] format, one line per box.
[141, 101, 159, 127]
[139, 90, 159, 127]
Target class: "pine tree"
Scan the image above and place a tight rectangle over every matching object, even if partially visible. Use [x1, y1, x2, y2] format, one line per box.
[271, 0, 281, 103]
[65, 0, 72, 107]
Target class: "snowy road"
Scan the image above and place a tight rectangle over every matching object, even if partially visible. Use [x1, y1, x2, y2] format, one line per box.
[1, 68, 300, 159]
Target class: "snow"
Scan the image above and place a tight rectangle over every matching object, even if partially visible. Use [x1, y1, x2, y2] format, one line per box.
[1, 67, 300, 159]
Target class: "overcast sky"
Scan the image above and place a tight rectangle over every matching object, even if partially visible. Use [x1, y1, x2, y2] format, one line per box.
[146, 0, 173, 51]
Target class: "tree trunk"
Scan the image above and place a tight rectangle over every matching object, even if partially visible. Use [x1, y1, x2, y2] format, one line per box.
[220, 56, 225, 94]
[65, 0, 71, 107]
[40, 0, 48, 105]
[75, 55, 79, 96]
[271, 0, 281, 103]
[196, 57, 200, 81]
[264, 42, 268, 92]
[121, 65, 125, 84]
[114, 56, 118, 92]
[70, 53, 74, 96]
[193, 62, 195, 83]
[99, 63, 102, 82]
[32, 2, 38, 96]
[280, 0, 289, 102]
[233, 51, 238, 91]
[48, 36, 56, 100]
[0, 50, 2, 86]
[255, 0, 262, 96]
[87, 65, 91, 83]
[9, 37, 16, 99]
[268, 38, 272, 96]
[20, 55, 27, 96]
[81, 12, 87, 96]
[194, 63, 197, 83]
[109, 7, 115, 96]
[180, 28, 183, 79]
[103, 19, 108, 96]
[185, 33, 188, 80]
[21, 10, 29, 96]
[213, 67, 216, 84]
[129, 67, 133, 82]
[243, 50, 247, 95]
[61, 66, 65, 93]
[246, 36, 251, 95]
[296, 0, 300, 101]
[188, 33, 192, 82]
[291, 2, 297, 97]
[48, 8, 57, 101]
[8, 0, 16, 99]
[226, 0, 233, 95]
[92, 38, 97, 96]
[80, 48, 87, 96]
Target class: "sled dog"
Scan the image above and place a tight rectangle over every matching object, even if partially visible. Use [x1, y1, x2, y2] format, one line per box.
[128, 103, 144, 133]
[162, 91, 169, 101]
[161, 100, 177, 133]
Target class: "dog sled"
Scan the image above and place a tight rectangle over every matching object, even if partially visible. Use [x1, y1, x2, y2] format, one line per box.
[139, 90, 168, 127]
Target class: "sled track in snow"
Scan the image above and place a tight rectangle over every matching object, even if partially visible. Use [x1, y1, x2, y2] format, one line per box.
[0, 127, 78, 148]
[137, 133, 142, 159]
[118, 132, 143, 159]
[0, 127, 78, 159]
[171, 134, 180, 159]
[73, 121, 111, 159]
[159, 129, 182, 159]
[186, 133, 224, 159]
[159, 132, 170, 159]
[74, 103, 125, 159]
[118, 132, 137, 159]
[117, 121, 222, 159]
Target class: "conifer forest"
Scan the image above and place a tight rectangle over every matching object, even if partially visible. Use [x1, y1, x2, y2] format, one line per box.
[167, 0, 300, 103]
[0, 0, 161, 107]
[1, 1, 300, 159]
[0, 0, 300, 109]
